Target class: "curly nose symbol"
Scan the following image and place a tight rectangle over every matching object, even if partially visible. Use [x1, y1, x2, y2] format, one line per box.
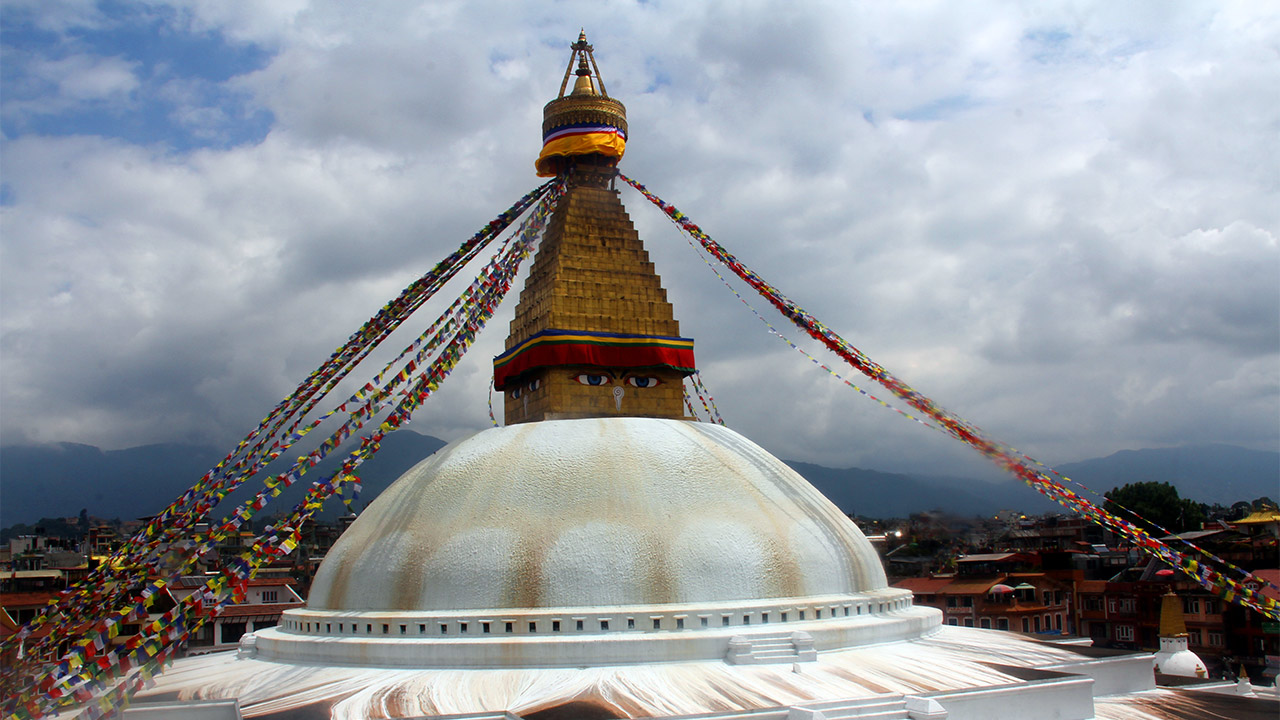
[613, 386, 624, 411]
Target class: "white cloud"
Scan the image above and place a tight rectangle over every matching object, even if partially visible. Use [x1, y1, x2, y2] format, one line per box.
[1, 0, 1276, 484]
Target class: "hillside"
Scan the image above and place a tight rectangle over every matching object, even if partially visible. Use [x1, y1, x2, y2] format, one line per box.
[2, 435, 1274, 528]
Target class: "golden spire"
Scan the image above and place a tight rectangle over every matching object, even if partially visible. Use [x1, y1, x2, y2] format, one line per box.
[1158, 590, 1188, 637]
[498, 33, 694, 424]
[535, 31, 628, 178]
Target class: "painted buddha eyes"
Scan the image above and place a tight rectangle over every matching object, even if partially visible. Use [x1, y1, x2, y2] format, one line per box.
[573, 373, 661, 387]
[510, 378, 542, 398]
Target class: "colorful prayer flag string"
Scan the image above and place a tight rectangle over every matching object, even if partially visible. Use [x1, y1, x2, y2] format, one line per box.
[2, 181, 563, 720]
[620, 172, 1279, 622]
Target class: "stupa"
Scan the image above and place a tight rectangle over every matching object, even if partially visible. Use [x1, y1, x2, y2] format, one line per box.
[1152, 591, 1207, 679]
[128, 33, 1277, 720]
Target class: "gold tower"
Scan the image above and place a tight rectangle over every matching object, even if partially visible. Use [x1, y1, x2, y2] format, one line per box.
[495, 33, 695, 424]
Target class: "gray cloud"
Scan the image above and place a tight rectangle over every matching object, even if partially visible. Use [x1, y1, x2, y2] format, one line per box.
[2, 1, 1276, 488]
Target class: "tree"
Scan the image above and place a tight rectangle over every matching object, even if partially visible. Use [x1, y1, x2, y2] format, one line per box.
[1104, 481, 1206, 535]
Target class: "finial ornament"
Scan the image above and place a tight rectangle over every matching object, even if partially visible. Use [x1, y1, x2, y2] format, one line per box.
[536, 31, 627, 177]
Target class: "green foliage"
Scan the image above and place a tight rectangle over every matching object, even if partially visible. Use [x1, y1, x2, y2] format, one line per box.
[0, 516, 81, 544]
[1104, 481, 1206, 534]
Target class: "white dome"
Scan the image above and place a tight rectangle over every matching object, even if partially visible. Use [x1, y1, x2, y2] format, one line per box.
[1154, 637, 1208, 678]
[309, 418, 887, 612]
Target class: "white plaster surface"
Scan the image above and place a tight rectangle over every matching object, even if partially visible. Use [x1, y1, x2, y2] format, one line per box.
[139, 626, 1155, 719]
[1152, 636, 1207, 678]
[308, 418, 886, 612]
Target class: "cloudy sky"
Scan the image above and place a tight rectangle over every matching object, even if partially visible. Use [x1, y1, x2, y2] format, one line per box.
[2, 1, 1277, 482]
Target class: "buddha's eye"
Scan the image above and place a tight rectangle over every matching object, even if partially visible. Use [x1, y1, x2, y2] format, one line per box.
[527, 378, 541, 391]
[575, 373, 610, 386]
[511, 386, 522, 398]
[627, 376, 661, 388]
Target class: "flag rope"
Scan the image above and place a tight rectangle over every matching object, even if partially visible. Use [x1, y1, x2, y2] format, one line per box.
[2, 181, 563, 719]
[620, 172, 1279, 622]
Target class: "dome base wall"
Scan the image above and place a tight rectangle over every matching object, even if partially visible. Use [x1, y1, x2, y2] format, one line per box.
[253, 590, 936, 668]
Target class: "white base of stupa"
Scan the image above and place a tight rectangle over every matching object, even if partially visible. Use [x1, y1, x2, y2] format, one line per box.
[132, 625, 1174, 720]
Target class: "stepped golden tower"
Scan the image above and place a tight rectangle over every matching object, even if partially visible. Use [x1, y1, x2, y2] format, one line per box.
[496, 32, 695, 424]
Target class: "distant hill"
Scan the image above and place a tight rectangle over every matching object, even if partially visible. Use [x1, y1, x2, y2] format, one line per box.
[0, 430, 447, 528]
[780, 462, 1059, 518]
[788, 445, 1277, 519]
[1053, 444, 1278, 507]
[2, 435, 1274, 528]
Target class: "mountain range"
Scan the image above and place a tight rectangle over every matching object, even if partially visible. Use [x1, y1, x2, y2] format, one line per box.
[1, 431, 1274, 529]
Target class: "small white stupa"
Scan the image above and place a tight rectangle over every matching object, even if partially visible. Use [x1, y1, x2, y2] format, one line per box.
[1152, 590, 1208, 679]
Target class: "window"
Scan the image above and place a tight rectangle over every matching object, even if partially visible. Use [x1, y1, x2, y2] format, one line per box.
[980, 618, 991, 629]
[947, 597, 958, 608]
[1055, 614, 1062, 631]
[382, 624, 389, 634]
[627, 618, 635, 630]
[1022, 618, 1030, 632]
[653, 618, 661, 630]
[722, 616, 730, 627]
[1116, 625, 1135, 642]
[676, 618, 685, 629]
[963, 618, 974, 627]
[552, 621, 561, 632]
[528, 622, 536, 632]
[961, 597, 973, 608]
[419, 624, 426, 634]
[948, 618, 958, 626]
[600, 620, 609, 630]
[482, 622, 491, 634]
[1118, 598, 1136, 614]
[505, 622, 514, 633]
[1043, 591, 1051, 606]
[1034, 616, 1042, 632]
[742, 615, 750, 625]
[440, 624, 448, 634]
[575, 620, 583, 631]
[1182, 597, 1200, 615]
[700, 617, 709, 628]
[816, 609, 822, 619]
[399, 624, 406, 635]
[220, 622, 247, 644]
[997, 618, 1009, 631]
[261, 590, 278, 603]
[1107, 599, 1117, 613]
[781, 612, 788, 622]
[1208, 632, 1223, 647]
[762, 612, 769, 624]
[1054, 591, 1063, 606]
